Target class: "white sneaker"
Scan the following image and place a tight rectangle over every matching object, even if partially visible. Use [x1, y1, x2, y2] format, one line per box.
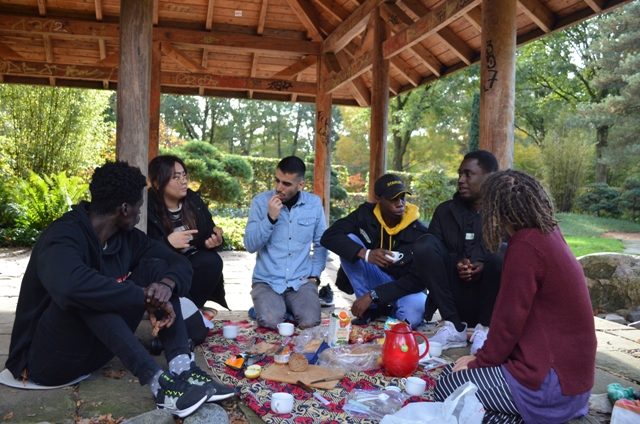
[470, 324, 489, 354]
[428, 321, 468, 350]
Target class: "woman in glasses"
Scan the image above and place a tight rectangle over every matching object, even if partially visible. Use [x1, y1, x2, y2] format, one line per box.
[147, 155, 226, 312]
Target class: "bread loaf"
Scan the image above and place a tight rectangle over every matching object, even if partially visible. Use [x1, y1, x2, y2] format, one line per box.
[288, 353, 309, 372]
[304, 338, 322, 353]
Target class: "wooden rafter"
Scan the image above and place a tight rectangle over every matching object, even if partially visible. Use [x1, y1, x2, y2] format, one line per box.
[161, 43, 207, 72]
[291, 73, 301, 101]
[324, 52, 341, 73]
[314, 0, 350, 22]
[334, 50, 371, 106]
[353, 12, 375, 58]
[201, 49, 209, 68]
[153, 0, 159, 26]
[380, 3, 443, 76]
[325, 50, 371, 93]
[287, 0, 324, 41]
[249, 53, 259, 98]
[323, 0, 386, 53]
[270, 55, 317, 80]
[390, 56, 420, 86]
[98, 38, 109, 88]
[257, 0, 269, 35]
[95, 0, 103, 21]
[0, 41, 25, 59]
[43, 34, 55, 85]
[37, 0, 46, 16]
[464, 7, 482, 31]
[518, 0, 556, 33]
[583, 0, 605, 12]
[384, 0, 482, 60]
[399, 0, 474, 65]
[206, 0, 215, 30]
[0, 59, 118, 81]
[96, 53, 120, 67]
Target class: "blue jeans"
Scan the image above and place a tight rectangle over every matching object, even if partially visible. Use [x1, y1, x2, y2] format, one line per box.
[340, 234, 426, 329]
[26, 259, 190, 386]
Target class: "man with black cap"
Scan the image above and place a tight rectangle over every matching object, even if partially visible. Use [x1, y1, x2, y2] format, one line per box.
[320, 174, 428, 328]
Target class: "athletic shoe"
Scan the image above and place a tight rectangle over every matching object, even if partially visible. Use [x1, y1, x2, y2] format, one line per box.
[428, 321, 468, 350]
[155, 371, 212, 418]
[179, 362, 235, 402]
[318, 284, 334, 306]
[248, 306, 294, 322]
[470, 323, 489, 355]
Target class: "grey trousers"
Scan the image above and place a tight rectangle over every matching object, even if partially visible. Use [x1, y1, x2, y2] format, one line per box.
[250, 281, 321, 329]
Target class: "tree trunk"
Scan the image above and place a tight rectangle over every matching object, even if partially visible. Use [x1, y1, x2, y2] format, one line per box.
[596, 125, 609, 184]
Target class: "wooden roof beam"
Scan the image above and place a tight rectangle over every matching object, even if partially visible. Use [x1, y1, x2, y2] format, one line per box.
[287, 0, 324, 41]
[326, 50, 371, 93]
[464, 7, 482, 31]
[380, 3, 443, 76]
[43, 34, 55, 85]
[257, 0, 269, 35]
[271, 55, 318, 79]
[353, 11, 376, 58]
[153, 0, 159, 25]
[249, 53, 259, 98]
[96, 52, 120, 67]
[0, 41, 25, 59]
[98, 38, 109, 88]
[334, 50, 371, 106]
[0, 59, 118, 81]
[583, 0, 605, 12]
[314, 0, 350, 21]
[384, 0, 482, 60]
[37, 0, 46, 16]
[206, 0, 215, 30]
[161, 43, 207, 72]
[390, 56, 420, 86]
[95, 0, 103, 21]
[291, 73, 301, 101]
[518, 0, 556, 33]
[434, 27, 474, 65]
[163, 72, 317, 95]
[323, 0, 387, 53]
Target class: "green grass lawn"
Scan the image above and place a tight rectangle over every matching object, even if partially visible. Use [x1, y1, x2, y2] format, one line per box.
[557, 213, 640, 257]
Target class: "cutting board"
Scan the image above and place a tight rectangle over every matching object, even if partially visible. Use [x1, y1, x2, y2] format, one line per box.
[260, 363, 346, 390]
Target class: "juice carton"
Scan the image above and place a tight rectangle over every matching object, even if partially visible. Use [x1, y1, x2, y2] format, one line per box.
[328, 311, 351, 346]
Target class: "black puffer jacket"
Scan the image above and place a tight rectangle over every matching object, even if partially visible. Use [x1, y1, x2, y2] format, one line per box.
[320, 202, 428, 294]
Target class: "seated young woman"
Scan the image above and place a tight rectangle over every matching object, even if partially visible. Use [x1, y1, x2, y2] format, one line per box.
[434, 169, 597, 424]
[147, 155, 227, 311]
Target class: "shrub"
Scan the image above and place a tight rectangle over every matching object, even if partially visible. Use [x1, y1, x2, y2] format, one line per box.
[409, 169, 457, 223]
[616, 177, 640, 221]
[215, 216, 248, 251]
[575, 183, 622, 218]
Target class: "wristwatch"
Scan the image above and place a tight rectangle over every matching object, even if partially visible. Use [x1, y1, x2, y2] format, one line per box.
[369, 290, 379, 304]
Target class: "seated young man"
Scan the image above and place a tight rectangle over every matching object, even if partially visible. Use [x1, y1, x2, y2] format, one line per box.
[4, 161, 233, 418]
[321, 174, 429, 329]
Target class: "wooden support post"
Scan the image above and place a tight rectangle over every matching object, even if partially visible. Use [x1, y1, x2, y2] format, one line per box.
[479, 0, 516, 169]
[314, 56, 332, 224]
[369, 7, 389, 202]
[117, 0, 153, 231]
[149, 41, 161, 162]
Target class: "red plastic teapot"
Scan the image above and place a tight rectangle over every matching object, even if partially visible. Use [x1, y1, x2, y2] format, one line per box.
[381, 322, 429, 377]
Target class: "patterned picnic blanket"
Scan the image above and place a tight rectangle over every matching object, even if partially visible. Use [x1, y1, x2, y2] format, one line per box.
[200, 319, 448, 423]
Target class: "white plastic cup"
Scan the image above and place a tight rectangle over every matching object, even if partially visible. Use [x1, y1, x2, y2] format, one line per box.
[384, 385, 402, 393]
[385, 251, 404, 262]
[429, 341, 443, 358]
[223, 324, 238, 339]
[277, 322, 294, 336]
[271, 392, 294, 414]
[401, 376, 426, 396]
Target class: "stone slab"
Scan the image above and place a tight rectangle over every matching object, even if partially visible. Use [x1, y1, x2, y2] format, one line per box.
[0, 381, 77, 423]
[594, 317, 629, 331]
[605, 328, 640, 344]
[595, 350, 640, 384]
[593, 368, 640, 394]
[596, 331, 640, 351]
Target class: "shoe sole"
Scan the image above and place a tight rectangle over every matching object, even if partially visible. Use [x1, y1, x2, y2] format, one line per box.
[207, 392, 235, 402]
[158, 394, 209, 418]
[441, 341, 468, 350]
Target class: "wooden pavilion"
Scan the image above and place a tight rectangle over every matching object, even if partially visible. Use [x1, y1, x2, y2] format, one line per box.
[0, 0, 632, 226]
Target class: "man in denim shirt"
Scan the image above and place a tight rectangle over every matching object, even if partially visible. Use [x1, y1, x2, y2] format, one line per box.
[244, 156, 328, 329]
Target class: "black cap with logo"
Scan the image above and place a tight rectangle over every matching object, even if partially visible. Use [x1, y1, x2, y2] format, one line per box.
[374, 174, 412, 200]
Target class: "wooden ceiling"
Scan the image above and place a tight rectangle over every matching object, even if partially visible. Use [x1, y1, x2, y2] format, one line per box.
[0, 0, 631, 107]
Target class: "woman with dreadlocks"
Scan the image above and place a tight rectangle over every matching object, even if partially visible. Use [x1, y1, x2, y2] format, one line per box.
[433, 170, 596, 424]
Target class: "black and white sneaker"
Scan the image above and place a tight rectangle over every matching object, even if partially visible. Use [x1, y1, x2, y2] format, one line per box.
[155, 372, 212, 418]
[179, 362, 236, 402]
[319, 284, 334, 306]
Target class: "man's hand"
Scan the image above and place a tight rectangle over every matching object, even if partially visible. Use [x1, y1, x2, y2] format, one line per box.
[146, 300, 176, 333]
[204, 226, 223, 249]
[267, 194, 283, 221]
[452, 354, 476, 372]
[167, 229, 198, 249]
[352, 292, 373, 318]
[143, 281, 173, 308]
[457, 259, 484, 282]
[359, 248, 395, 268]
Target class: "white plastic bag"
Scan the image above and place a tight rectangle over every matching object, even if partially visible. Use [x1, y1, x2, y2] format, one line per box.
[380, 381, 485, 424]
[611, 399, 640, 424]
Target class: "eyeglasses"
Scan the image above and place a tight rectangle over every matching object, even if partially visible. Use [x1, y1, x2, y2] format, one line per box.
[172, 172, 188, 182]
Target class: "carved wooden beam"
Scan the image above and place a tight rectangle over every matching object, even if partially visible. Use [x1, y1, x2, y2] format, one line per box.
[161, 43, 207, 72]
[287, 0, 324, 41]
[95, 0, 103, 21]
[518, 0, 556, 33]
[380, 3, 443, 76]
[0, 15, 322, 56]
[257, 0, 269, 35]
[0, 59, 118, 81]
[0, 41, 25, 59]
[323, 0, 387, 53]
[383, 0, 482, 60]
[325, 50, 371, 93]
[163, 73, 317, 94]
[270, 55, 317, 79]
[206, 0, 215, 30]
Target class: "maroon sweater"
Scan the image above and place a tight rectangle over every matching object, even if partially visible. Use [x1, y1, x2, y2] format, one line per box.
[469, 227, 596, 395]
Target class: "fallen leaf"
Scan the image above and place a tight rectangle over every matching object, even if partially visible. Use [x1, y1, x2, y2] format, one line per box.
[3, 412, 13, 420]
[26, 414, 35, 417]
[103, 369, 127, 379]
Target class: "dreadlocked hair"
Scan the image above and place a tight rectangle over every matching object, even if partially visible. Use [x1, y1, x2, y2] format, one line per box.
[482, 169, 558, 252]
[89, 161, 146, 215]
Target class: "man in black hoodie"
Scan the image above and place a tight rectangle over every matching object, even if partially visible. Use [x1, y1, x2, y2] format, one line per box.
[3, 161, 232, 418]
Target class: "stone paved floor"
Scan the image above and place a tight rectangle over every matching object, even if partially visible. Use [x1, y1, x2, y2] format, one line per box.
[1, 248, 640, 422]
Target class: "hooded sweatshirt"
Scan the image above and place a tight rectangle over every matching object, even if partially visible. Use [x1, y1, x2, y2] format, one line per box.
[6, 201, 192, 378]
